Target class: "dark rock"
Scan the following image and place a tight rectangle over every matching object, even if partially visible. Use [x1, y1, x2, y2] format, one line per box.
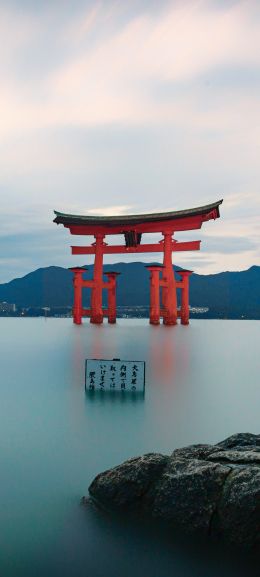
[87, 434, 260, 553]
[213, 467, 260, 549]
[208, 450, 260, 465]
[216, 432, 260, 449]
[152, 458, 231, 535]
[80, 496, 91, 506]
[171, 444, 220, 461]
[89, 453, 169, 511]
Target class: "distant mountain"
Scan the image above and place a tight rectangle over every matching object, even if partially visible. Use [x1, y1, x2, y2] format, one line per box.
[190, 266, 260, 318]
[0, 263, 259, 319]
[0, 266, 73, 308]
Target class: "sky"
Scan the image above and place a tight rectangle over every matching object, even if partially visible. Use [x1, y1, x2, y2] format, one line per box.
[0, 0, 259, 283]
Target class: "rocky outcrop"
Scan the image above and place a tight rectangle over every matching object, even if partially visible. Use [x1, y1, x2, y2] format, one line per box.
[87, 433, 260, 553]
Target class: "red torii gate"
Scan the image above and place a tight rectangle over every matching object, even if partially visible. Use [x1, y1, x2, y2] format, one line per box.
[53, 200, 222, 326]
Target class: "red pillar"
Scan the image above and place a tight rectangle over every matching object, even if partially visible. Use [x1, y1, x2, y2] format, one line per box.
[146, 265, 163, 325]
[90, 234, 105, 324]
[69, 267, 85, 324]
[178, 270, 193, 325]
[104, 272, 120, 323]
[162, 231, 177, 325]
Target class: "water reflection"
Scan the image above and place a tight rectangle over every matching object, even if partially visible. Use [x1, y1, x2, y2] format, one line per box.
[71, 325, 85, 388]
[147, 325, 177, 383]
[1, 319, 259, 577]
[91, 505, 258, 577]
[85, 389, 145, 404]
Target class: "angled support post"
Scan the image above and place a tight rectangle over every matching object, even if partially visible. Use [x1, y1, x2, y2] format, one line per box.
[104, 272, 121, 323]
[69, 267, 86, 325]
[162, 231, 177, 325]
[178, 270, 193, 325]
[90, 234, 106, 324]
[146, 265, 164, 325]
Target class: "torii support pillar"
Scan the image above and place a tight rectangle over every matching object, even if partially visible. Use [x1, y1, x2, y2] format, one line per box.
[146, 265, 164, 325]
[90, 234, 106, 324]
[162, 231, 177, 325]
[178, 270, 193, 325]
[69, 267, 85, 325]
[104, 272, 120, 324]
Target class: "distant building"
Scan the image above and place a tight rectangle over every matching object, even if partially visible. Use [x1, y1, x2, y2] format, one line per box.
[190, 307, 209, 314]
[0, 301, 16, 313]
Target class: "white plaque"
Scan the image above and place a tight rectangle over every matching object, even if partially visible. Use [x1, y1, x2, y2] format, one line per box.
[85, 359, 145, 392]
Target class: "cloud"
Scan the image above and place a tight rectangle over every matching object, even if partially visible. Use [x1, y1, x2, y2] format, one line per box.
[83, 205, 134, 215]
[0, 1, 259, 280]
[0, 1, 260, 134]
[200, 215, 259, 241]
[223, 192, 260, 210]
[199, 235, 257, 254]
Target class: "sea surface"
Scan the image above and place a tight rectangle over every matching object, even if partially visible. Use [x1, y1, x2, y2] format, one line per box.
[0, 318, 259, 577]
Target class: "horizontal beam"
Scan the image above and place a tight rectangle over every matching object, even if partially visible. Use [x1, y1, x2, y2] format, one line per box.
[80, 280, 111, 288]
[71, 241, 201, 255]
[65, 214, 208, 235]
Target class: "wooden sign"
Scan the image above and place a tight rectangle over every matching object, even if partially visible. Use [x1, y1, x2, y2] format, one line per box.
[85, 359, 145, 392]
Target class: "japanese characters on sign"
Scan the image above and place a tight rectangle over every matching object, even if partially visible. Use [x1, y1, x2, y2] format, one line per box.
[85, 359, 145, 392]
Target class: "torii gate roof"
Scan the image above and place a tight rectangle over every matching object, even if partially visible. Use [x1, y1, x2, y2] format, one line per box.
[53, 199, 222, 235]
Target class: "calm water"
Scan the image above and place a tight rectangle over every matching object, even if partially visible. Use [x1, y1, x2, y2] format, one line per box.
[0, 318, 259, 577]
